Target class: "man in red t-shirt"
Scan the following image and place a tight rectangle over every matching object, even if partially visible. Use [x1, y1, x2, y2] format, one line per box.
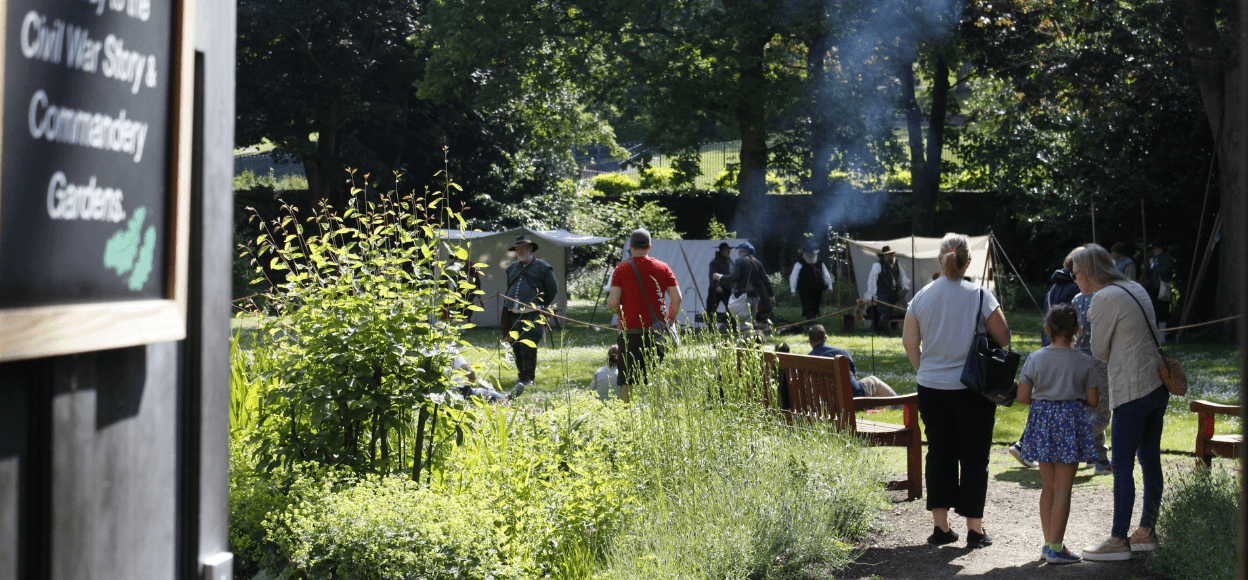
[607, 228, 682, 402]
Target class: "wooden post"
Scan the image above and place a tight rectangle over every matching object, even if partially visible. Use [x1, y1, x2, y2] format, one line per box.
[1091, 199, 1097, 243]
[1139, 200, 1149, 285]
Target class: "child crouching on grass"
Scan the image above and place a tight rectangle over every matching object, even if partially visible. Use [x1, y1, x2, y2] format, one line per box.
[1015, 304, 1103, 565]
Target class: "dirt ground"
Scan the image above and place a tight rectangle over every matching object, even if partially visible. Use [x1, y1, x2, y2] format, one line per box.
[839, 447, 1167, 580]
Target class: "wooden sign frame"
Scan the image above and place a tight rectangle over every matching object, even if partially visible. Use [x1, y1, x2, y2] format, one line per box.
[0, 0, 195, 362]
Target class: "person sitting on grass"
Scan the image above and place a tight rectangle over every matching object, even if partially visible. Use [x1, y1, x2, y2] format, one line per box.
[1014, 305, 1103, 565]
[806, 324, 897, 399]
[450, 348, 520, 403]
[589, 345, 620, 401]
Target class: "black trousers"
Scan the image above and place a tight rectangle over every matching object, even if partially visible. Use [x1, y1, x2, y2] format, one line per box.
[511, 342, 537, 383]
[706, 285, 729, 317]
[799, 288, 823, 320]
[917, 385, 996, 519]
[616, 331, 664, 387]
[874, 291, 897, 334]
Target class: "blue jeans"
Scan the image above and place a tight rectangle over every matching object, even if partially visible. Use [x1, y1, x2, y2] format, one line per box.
[1110, 385, 1169, 538]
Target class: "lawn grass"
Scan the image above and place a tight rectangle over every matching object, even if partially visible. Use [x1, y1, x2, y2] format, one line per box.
[451, 299, 1241, 457]
[233, 292, 1241, 492]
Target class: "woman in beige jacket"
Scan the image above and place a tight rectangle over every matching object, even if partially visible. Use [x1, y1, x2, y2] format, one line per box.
[1070, 244, 1169, 562]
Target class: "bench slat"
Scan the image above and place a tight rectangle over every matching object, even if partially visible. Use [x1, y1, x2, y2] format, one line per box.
[739, 347, 922, 499]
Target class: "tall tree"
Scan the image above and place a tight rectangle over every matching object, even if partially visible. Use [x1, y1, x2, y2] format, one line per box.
[236, 0, 424, 210]
[957, 0, 1229, 315]
[1182, 0, 1245, 326]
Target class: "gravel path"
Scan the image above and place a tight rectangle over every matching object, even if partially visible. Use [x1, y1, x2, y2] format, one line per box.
[839, 447, 1166, 579]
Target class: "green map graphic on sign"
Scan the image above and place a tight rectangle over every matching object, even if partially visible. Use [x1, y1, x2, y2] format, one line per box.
[103, 206, 157, 290]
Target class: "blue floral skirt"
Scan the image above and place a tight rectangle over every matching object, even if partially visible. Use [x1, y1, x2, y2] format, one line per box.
[1020, 400, 1098, 464]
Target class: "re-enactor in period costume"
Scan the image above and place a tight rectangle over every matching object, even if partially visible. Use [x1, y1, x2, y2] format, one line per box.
[503, 234, 558, 391]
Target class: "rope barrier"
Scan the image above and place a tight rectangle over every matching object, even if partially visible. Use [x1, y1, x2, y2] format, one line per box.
[1161, 315, 1242, 333]
[774, 305, 862, 331]
[868, 299, 907, 313]
[861, 297, 1241, 337]
[492, 293, 620, 332]
[1000, 315, 1241, 338]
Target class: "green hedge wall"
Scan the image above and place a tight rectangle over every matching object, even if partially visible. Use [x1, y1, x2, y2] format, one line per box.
[604, 187, 740, 239]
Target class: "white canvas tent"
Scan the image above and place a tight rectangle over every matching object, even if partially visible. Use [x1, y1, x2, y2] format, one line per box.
[845, 235, 996, 303]
[438, 228, 613, 328]
[616, 238, 750, 326]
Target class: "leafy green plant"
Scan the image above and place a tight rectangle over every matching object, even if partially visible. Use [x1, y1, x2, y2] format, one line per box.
[265, 472, 534, 580]
[708, 216, 734, 240]
[567, 264, 611, 301]
[233, 167, 309, 191]
[591, 173, 640, 195]
[237, 169, 481, 479]
[1152, 465, 1240, 580]
[441, 397, 637, 576]
[638, 166, 678, 189]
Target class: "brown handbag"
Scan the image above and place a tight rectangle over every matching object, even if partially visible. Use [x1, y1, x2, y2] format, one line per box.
[1114, 285, 1187, 396]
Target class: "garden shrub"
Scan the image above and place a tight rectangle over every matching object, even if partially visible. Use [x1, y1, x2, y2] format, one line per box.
[237, 173, 480, 479]
[228, 440, 296, 578]
[235, 167, 309, 191]
[567, 264, 610, 301]
[1152, 465, 1241, 580]
[591, 173, 640, 195]
[473, 179, 679, 267]
[618, 187, 739, 239]
[265, 473, 534, 580]
[440, 397, 637, 577]
[638, 166, 678, 189]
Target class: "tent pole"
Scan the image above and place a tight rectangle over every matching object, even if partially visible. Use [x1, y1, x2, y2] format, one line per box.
[588, 258, 614, 324]
[1176, 212, 1225, 343]
[678, 245, 704, 326]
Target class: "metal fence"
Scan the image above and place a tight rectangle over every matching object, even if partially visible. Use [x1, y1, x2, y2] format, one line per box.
[573, 141, 740, 184]
[573, 140, 960, 185]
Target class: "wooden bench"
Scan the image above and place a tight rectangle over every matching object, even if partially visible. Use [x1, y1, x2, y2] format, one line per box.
[1190, 400, 1243, 467]
[737, 348, 922, 499]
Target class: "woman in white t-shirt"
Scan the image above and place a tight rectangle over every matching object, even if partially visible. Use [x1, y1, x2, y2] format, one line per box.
[902, 233, 1010, 549]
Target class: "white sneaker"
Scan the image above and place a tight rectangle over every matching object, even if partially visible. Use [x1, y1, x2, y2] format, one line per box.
[1009, 442, 1037, 468]
[1082, 537, 1132, 561]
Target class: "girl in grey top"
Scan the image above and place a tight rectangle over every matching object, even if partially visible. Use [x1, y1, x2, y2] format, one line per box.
[1015, 304, 1102, 564]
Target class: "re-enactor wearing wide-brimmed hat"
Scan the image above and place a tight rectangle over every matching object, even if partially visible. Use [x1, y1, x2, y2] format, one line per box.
[859, 245, 911, 336]
[503, 233, 558, 394]
[706, 242, 734, 318]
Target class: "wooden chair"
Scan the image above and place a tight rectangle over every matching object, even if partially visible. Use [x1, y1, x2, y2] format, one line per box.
[1190, 400, 1243, 467]
[737, 348, 922, 499]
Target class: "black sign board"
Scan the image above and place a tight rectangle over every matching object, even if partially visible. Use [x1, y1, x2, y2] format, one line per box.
[0, 0, 193, 361]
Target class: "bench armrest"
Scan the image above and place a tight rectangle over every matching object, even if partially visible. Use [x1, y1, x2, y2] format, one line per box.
[852, 394, 918, 410]
[1190, 400, 1241, 417]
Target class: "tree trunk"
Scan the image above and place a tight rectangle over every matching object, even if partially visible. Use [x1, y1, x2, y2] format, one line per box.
[806, 32, 832, 197]
[301, 131, 340, 213]
[1183, 0, 1245, 339]
[733, 37, 771, 235]
[900, 62, 926, 234]
[299, 99, 345, 214]
[920, 55, 950, 236]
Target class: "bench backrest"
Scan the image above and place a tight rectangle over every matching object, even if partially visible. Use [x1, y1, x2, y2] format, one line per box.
[737, 348, 857, 431]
